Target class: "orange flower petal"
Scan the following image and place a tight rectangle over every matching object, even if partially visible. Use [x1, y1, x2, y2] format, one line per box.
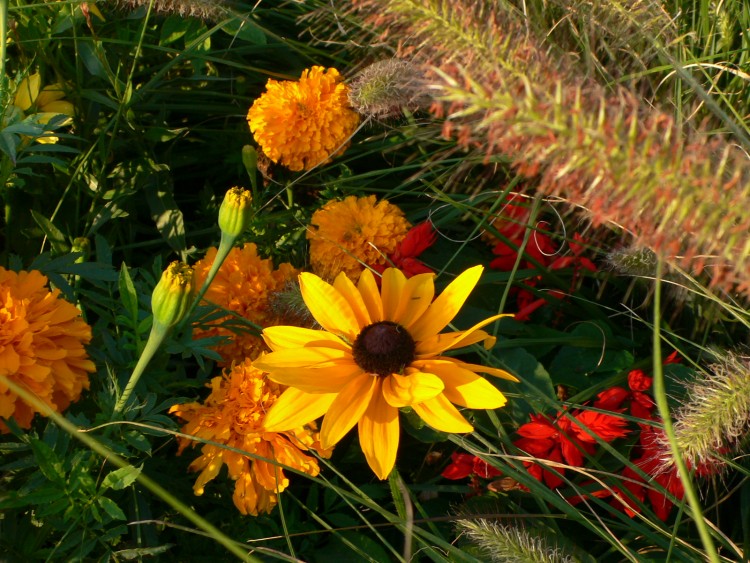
[358, 268, 383, 322]
[333, 271, 371, 329]
[262, 325, 348, 352]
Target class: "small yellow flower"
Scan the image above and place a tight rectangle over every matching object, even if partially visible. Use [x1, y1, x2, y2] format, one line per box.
[218, 187, 253, 239]
[0, 267, 95, 432]
[170, 358, 326, 516]
[307, 195, 411, 283]
[151, 261, 194, 330]
[247, 66, 360, 171]
[192, 243, 298, 364]
[11, 73, 75, 144]
[254, 265, 518, 480]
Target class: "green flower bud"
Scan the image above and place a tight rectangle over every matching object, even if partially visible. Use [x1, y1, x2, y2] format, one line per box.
[151, 261, 194, 329]
[218, 186, 253, 239]
[72, 237, 90, 263]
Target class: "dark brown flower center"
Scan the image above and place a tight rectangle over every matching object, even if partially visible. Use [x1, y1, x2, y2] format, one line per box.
[352, 321, 416, 376]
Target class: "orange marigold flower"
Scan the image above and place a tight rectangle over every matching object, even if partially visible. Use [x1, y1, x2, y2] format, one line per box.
[307, 195, 411, 282]
[169, 358, 326, 516]
[192, 243, 298, 364]
[247, 66, 360, 171]
[0, 267, 95, 432]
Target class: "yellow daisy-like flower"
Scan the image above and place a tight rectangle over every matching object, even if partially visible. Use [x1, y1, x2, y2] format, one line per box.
[246, 66, 360, 171]
[11, 73, 75, 145]
[307, 195, 411, 283]
[192, 243, 298, 364]
[170, 358, 326, 516]
[0, 267, 95, 433]
[254, 265, 518, 480]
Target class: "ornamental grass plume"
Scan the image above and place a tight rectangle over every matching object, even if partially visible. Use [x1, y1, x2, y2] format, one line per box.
[307, 194, 411, 282]
[247, 66, 360, 172]
[192, 243, 298, 364]
[254, 265, 518, 480]
[109, 0, 228, 20]
[343, 0, 750, 299]
[670, 351, 750, 471]
[170, 358, 326, 516]
[0, 266, 95, 432]
[455, 518, 579, 563]
[347, 59, 431, 119]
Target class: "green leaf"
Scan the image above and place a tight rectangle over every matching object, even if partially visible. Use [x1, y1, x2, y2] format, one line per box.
[29, 439, 66, 484]
[97, 496, 127, 521]
[145, 180, 186, 256]
[113, 545, 175, 560]
[30, 210, 70, 255]
[221, 17, 266, 45]
[493, 346, 556, 424]
[119, 263, 139, 323]
[101, 464, 142, 491]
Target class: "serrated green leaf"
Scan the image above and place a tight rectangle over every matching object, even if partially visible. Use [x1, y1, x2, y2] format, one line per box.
[101, 464, 142, 491]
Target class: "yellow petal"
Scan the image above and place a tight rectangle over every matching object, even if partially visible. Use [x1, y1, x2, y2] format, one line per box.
[38, 100, 74, 117]
[36, 84, 67, 108]
[359, 380, 400, 480]
[408, 265, 484, 342]
[264, 388, 336, 432]
[334, 271, 371, 329]
[381, 371, 444, 408]
[320, 374, 377, 449]
[261, 360, 362, 393]
[439, 358, 520, 382]
[358, 269, 383, 322]
[394, 273, 435, 329]
[411, 394, 474, 433]
[254, 346, 349, 369]
[423, 362, 508, 408]
[381, 268, 407, 321]
[262, 325, 348, 352]
[14, 73, 41, 111]
[416, 314, 507, 357]
[299, 272, 360, 340]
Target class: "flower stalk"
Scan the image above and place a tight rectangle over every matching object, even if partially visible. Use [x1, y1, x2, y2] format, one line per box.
[113, 261, 194, 415]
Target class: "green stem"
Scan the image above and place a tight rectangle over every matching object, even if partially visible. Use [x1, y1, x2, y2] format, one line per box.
[651, 258, 719, 563]
[112, 324, 168, 416]
[177, 231, 235, 333]
[0, 0, 7, 91]
[1, 375, 259, 563]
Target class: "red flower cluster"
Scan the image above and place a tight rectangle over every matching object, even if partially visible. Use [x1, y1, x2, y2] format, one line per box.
[484, 198, 596, 321]
[371, 221, 437, 278]
[442, 353, 720, 522]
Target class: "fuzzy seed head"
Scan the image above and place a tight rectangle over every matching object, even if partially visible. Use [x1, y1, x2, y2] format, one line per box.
[348, 59, 430, 119]
[111, 0, 228, 20]
[669, 351, 750, 471]
[606, 245, 658, 277]
[455, 518, 579, 563]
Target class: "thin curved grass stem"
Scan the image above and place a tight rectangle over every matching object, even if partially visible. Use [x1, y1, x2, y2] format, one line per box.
[651, 258, 720, 563]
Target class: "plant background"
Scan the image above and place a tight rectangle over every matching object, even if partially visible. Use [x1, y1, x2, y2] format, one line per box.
[2, 0, 750, 561]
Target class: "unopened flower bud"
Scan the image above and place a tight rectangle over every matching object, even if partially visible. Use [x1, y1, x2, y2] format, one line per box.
[151, 261, 194, 329]
[218, 187, 253, 239]
[72, 237, 90, 263]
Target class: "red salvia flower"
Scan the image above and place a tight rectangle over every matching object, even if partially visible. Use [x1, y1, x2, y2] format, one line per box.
[371, 222, 437, 278]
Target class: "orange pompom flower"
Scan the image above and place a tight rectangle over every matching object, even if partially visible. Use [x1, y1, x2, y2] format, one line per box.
[192, 243, 298, 364]
[307, 195, 411, 282]
[170, 358, 326, 516]
[247, 66, 360, 171]
[0, 267, 95, 432]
